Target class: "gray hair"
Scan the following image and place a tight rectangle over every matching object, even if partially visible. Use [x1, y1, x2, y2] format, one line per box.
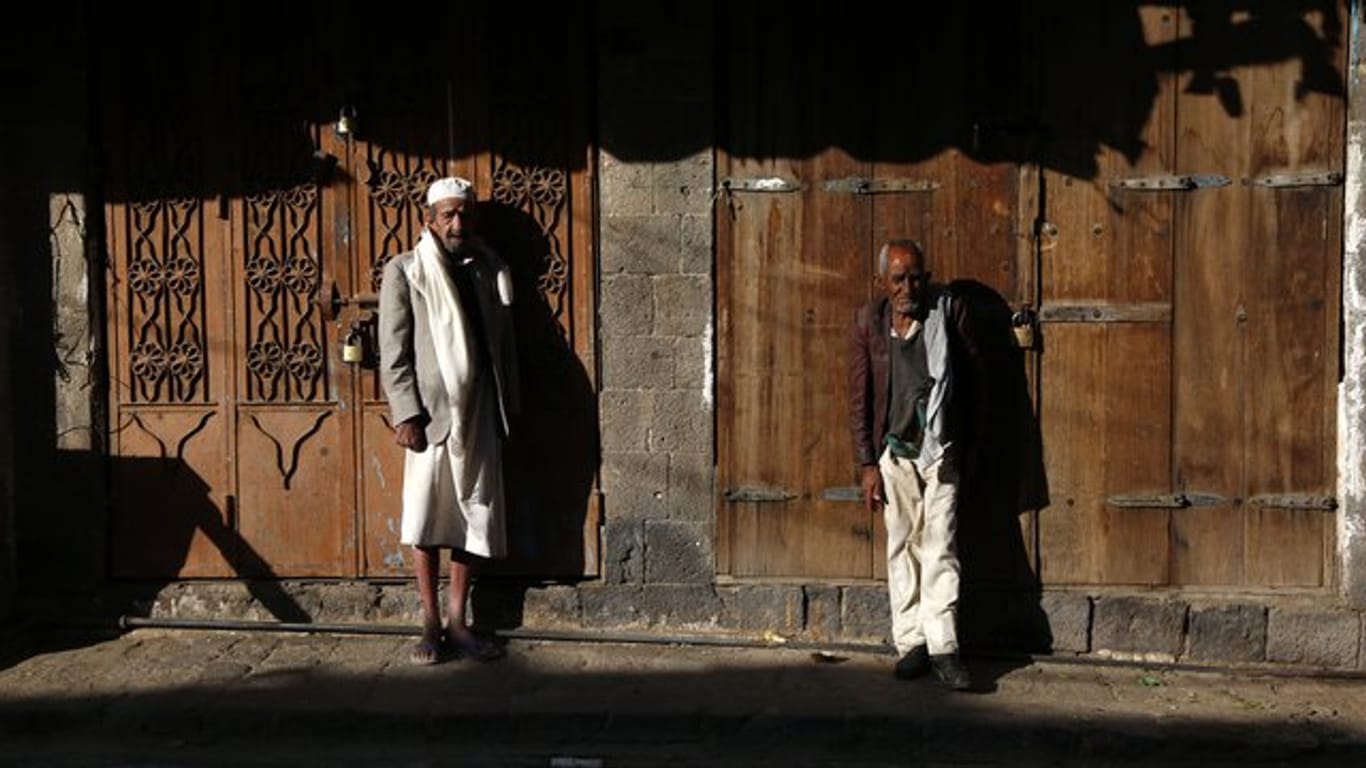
[877, 239, 924, 275]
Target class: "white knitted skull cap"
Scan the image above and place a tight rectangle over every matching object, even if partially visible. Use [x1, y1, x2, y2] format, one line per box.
[426, 176, 476, 205]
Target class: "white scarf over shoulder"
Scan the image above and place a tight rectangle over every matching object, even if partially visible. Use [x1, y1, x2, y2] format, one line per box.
[409, 229, 474, 443]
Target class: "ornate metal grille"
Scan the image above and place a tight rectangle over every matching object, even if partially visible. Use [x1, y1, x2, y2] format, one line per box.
[243, 183, 326, 402]
[126, 196, 208, 403]
[487, 107, 573, 333]
[491, 158, 570, 327]
[364, 152, 441, 292]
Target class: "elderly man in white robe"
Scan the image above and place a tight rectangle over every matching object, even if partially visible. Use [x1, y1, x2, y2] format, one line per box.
[379, 176, 519, 665]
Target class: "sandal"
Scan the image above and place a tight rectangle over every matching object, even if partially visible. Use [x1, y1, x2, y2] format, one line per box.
[445, 629, 504, 662]
[409, 630, 444, 666]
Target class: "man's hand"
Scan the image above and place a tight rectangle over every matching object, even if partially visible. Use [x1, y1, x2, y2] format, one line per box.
[861, 464, 883, 512]
[395, 419, 428, 453]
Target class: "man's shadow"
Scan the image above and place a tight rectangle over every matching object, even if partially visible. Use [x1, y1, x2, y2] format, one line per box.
[103, 451, 310, 623]
[947, 279, 1051, 691]
[467, 202, 599, 629]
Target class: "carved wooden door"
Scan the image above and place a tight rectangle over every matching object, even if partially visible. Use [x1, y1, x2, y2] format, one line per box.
[104, 6, 599, 579]
[103, 29, 358, 578]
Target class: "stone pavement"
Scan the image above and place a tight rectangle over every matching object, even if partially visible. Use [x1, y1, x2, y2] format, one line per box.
[3, 625, 1366, 767]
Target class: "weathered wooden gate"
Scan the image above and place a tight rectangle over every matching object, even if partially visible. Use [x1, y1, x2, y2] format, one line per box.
[716, 6, 1027, 579]
[1035, 4, 1344, 588]
[102, 6, 598, 580]
[718, 4, 1345, 590]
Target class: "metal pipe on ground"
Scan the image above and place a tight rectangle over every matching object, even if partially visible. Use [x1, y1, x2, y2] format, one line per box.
[105, 614, 1366, 681]
[114, 615, 890, 655]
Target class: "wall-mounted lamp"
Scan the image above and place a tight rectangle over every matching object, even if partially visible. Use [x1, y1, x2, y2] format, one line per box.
[335, 105, 358, 137]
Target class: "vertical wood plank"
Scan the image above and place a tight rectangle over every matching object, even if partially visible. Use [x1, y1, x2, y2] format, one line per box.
[1036, 4, 1178, 585]
[1239, 8, 1345, 587]
[1169, 5, 1258, 587]
[1171, 4, 1345, 587]
[719, 4, 873, 577]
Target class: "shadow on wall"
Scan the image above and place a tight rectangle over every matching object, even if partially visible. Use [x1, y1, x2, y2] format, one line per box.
[82, 2, 594, 203]
[469, 201, 600, 628]
[51, 451, 311, 625]
[948, 280, 1052, 653]
[10, 1, 1340, 203]
[703, 1, 1346, 177]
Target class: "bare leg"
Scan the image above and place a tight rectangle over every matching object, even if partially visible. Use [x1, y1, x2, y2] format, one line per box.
[446, 550, 472, 640]
[410, 546, 443, 664]
[444, 549, 503, 660]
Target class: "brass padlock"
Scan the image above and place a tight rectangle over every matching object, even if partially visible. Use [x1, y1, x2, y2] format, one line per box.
[1011, 306, 1037, 350]
[341, 327, 365, 363]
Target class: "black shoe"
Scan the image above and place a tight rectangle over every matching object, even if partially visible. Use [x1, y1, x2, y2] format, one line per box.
[929, 653, 971, 691]
[893, 645, 930, 680]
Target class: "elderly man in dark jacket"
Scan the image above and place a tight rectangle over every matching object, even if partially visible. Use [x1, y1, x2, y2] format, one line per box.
[849, 238, 983, 691]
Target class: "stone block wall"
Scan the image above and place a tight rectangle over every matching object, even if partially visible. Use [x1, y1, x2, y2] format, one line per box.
[593, 0, 717, 615]
[121, 580, 1366, 673]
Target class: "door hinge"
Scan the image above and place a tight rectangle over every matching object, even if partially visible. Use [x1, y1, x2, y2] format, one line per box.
[1106, 492, 1227, 509]
[1110, 174, 1230, 191]
[1038, 302, 1171, 324]
[1243, 171, 1342, 188]
[821, 177, 940, 194]
[724, 485, 797, 503]
[719, 176, 803, 193]
[821, 486, 862, 502]
[1248, 494, 1337, 511]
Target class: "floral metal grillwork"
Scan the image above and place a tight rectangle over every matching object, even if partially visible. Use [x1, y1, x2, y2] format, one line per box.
[492, 159, 570, 328]
[243, 183, 326, 402]
[126, 197, 207, 402]
[364, 155, 442, 292]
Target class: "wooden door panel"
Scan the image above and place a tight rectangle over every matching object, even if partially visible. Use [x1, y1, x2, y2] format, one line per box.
[1038, 323, 1171, 584]
[1245, 189, 1336, 493]
[479, 109, 601, 579]
[109, 410, 232, 578]
[870, 184, 934, 266]
[105, 96, 235, 578]
[361, 409, 406, 576]
[1246, 507, 1327, 587]
[235, 409, 350, 576]
[1035, 4, 1178, 586]
[231, 148, 354, 577]
[1238, 24, 1343, 588]
[719, 146, 874, 578]
[1170, 5, 1344, 588]
[725, 371, 872, 578]
[1170, 506, 1244, 585]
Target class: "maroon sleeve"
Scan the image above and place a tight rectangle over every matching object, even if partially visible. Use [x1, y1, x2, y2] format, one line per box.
[850, 305, 877, 468]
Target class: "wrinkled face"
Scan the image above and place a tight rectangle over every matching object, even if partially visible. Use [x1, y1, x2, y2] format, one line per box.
[427, 197, 472, 252]
[883, 246, 930, 317]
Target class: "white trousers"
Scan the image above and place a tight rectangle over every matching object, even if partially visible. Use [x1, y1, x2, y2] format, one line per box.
[880, 446, 960, 656]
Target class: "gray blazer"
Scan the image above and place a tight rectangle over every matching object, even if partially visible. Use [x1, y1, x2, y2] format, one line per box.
[377, 237, 520, 445]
